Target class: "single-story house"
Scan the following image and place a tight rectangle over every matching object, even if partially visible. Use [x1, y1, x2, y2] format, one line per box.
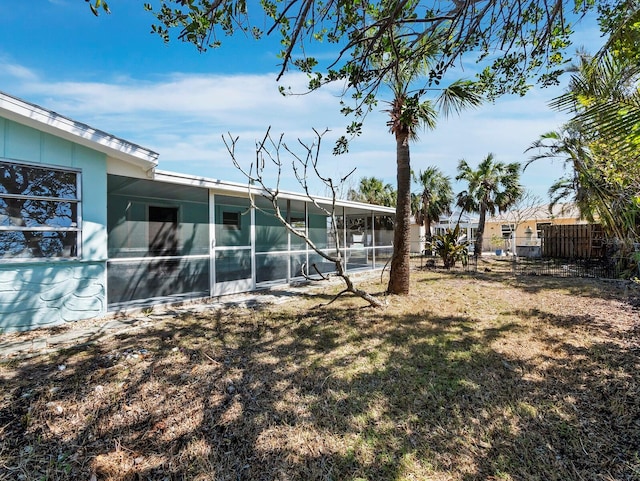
[416, 205, 586, 257]
[411, 211, 479, 254]
[483, 203, 586, 256]
[0, 91, 395, 332]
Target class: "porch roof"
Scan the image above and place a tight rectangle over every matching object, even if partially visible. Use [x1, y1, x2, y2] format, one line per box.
[153, 169, 397, 215]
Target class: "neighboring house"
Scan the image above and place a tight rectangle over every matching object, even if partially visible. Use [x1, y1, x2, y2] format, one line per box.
[433, 210, 479, 239]
[429, 211, 479, 253]
[411, 211, 480, 254]
[0, 91, 395, 332]
[483, 203, 586, 256]
[417, 205, 586, 257]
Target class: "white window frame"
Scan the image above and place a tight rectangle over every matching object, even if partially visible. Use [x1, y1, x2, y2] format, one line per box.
[0, 159, 82, 261]
[501, 224, 515, 238]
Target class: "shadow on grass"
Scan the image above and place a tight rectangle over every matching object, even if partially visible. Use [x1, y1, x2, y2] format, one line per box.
[1, 300, 638, 480]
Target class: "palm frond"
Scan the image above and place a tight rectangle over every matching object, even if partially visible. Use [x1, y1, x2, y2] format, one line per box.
[549, 51, 640, 155]
[436, 80, 483, 118]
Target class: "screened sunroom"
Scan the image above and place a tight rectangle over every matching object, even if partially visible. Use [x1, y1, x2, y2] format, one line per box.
[106, 172, 395, 310]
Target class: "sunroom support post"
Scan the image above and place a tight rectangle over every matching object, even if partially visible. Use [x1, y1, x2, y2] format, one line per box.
[371, 211, 376, 268]
[304, 201, 309, 276]
[250, 203, 256, 291]
[342, 206, 347, 273]
[286, 199, 291, 284]
[209, 190, 216, 296]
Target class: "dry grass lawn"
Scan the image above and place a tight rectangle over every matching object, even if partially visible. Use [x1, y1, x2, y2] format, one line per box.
[1, 264, 639, 480]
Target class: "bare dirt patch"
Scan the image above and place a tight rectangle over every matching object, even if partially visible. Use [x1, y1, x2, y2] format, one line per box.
[1, 268, 639, 480]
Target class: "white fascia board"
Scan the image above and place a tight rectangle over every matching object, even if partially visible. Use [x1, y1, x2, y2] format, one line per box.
[153, 169, 396, 214]
[0, 91, 159, 171]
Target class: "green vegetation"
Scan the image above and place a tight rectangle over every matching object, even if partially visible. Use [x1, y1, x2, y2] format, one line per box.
[529, 48, 640, 255]
[412, 166, 454, 244]
[456, 154, 523, 257]
[348, 177, 397, 207]
[428, 224, 469, 268]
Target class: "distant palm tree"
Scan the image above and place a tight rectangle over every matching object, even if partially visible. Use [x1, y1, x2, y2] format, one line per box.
[455, 190, 476, 221]
[456, 154, 523, 257]
[412, 167, 453, 243]
[348, 176, 396, 207]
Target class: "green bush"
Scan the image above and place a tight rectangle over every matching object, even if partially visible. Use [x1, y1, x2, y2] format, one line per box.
[427, 224, 469, 269]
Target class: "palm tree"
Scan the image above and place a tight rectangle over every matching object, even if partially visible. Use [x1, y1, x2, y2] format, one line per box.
[384, 47, 482, 294]
[348, 176, 396, 207]
[551, 50, 640, 156]
[527, 124, 639, 242]
[526, 124, 600, 221]
[456, 154, 523, 257]
[455, 190, 477, 224]
[412, 167, 453, 243]
[532, 49, 640, 242]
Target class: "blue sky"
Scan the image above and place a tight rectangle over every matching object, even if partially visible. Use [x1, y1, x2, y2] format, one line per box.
[0, 1, 605, 201]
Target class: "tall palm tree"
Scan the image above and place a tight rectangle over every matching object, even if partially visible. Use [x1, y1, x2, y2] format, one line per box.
[384, 47, 482, 294]
[456, 154, 523, 257]
[412, 167, 453, 243]
[348, 176, 396, 207]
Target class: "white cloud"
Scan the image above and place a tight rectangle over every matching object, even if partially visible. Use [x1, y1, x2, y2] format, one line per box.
[3, 62, 38, 81]
[1, 60, 571, 199]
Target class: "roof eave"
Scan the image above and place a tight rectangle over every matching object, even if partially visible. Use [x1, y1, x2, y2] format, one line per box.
[0, 91, 159, 171]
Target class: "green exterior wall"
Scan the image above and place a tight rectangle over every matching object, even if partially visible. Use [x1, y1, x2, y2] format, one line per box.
[0, 115, 393, 331]
[0, 118, 108, 331]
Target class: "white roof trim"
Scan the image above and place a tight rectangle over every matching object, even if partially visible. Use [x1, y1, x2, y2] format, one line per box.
[0, 91, 158, 171]
[153, 169, 396, 213]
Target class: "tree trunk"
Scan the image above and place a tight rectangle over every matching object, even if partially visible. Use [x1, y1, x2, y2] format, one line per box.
[422, 191, 431, 243]
[387, 134, 411, 295]
[475, 205, 487, 257]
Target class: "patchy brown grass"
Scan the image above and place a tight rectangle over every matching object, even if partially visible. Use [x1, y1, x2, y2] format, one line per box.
[1, 266, 639, 481]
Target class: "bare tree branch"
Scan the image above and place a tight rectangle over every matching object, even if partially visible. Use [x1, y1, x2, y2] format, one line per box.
[223, 128, 385, 308]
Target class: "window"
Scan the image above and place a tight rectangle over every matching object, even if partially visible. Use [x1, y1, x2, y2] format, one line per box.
[0, 160, 80, 259]
[148, 205, 178, 256]
[222, 211, 241, 230]
[501, 224, 515, 238]
[290, 216, 306, 231]
[536, 222, 551, 238]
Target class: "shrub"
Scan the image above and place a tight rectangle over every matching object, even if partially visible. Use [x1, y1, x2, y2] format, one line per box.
[427, 224, 469, 269]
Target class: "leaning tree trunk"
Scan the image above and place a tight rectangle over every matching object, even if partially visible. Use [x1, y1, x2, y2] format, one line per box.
[387, 133, 412, 295]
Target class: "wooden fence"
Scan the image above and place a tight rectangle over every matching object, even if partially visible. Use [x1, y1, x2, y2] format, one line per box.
[540, 224, 606, 259]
